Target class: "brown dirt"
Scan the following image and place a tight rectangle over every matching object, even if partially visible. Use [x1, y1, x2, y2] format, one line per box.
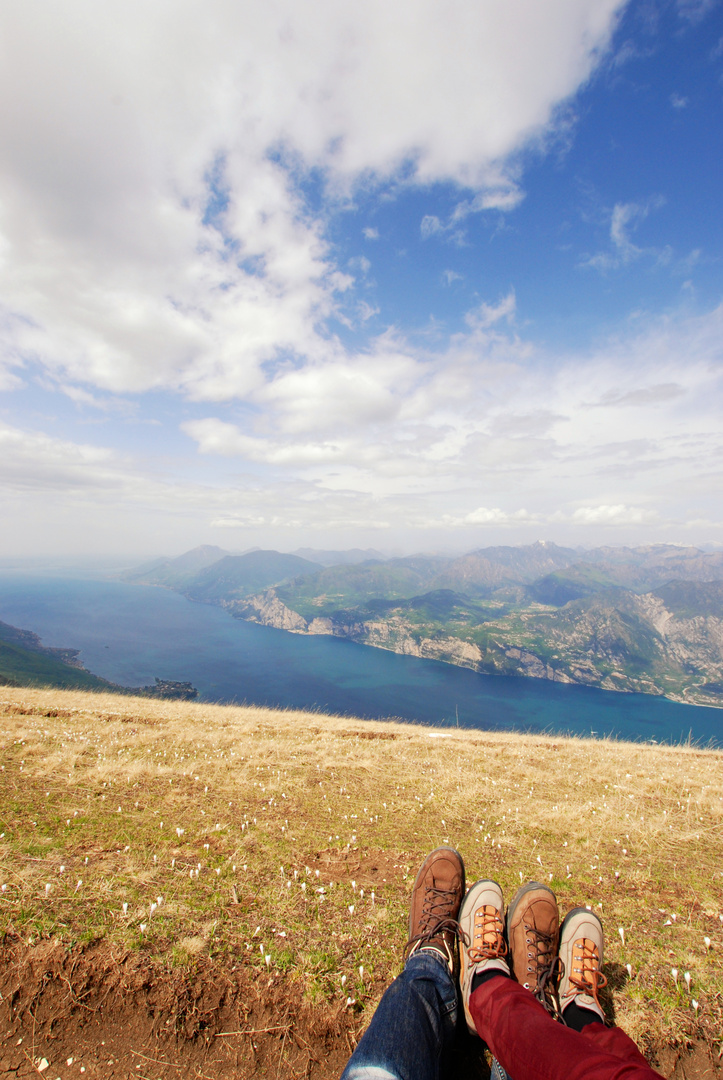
[1, 936, 721, 1080]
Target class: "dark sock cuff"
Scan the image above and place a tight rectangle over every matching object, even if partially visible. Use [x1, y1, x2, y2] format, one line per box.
[562, 1000, 604, 1031]
[471, 968, 513, 994]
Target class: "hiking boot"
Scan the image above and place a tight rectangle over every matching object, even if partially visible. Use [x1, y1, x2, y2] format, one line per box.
[558, 907, 607, 1023]
[459, 879, 510, 1034]
[405, 847, 465, 973]
[506, 881, 562, 1016]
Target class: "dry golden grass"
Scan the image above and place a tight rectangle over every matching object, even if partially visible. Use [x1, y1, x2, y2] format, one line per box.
[1, 686, 721, 1058]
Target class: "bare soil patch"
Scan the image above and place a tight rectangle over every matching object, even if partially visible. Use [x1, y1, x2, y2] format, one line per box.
[2, 935, 721, 1080]
[1, 934, 354, 1079]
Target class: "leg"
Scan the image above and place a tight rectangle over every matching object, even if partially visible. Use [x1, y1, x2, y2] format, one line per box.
[341, 949, 458, 1080]
[341, 847, 465, 1080]
[469, 976, 662, 1080]
[459, 883, 662, 1080]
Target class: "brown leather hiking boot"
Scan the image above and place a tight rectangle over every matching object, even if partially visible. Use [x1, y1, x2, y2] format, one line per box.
[506, 881, 562, 1016]
[558, 907, 607, 1023]
[405, 847, 465, 972]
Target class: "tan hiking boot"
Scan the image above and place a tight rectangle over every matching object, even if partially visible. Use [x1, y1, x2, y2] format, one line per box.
[506, 881, 562, 1015]
[405, 847, 465, 972]
[558, 907, 607, 1023]
[459, 879, 510, 1035]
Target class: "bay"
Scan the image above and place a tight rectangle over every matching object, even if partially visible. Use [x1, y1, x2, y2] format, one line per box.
[0, 573, 720, 746]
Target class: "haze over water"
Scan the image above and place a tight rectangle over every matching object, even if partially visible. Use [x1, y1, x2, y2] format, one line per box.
[0, 574, 720, 747]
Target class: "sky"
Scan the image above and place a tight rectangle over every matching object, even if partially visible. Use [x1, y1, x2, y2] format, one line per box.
[1, 0, 722, 561]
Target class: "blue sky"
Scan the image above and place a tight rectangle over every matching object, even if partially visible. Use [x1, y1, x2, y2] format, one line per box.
[1, 0, 722, 559]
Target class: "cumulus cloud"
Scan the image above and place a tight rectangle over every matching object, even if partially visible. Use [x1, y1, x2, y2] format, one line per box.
[4, 299, 722, 551]
[0, 0, 625, 403]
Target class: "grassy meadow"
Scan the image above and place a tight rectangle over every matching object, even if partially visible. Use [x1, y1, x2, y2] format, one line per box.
[0, 686, 721, 1061]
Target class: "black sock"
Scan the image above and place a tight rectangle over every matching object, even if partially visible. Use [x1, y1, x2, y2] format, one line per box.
[562, 1000, 604, 1031]
[471, 968, 512, 994]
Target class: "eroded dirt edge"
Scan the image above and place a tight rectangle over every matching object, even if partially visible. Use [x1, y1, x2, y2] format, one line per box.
[0, 936, 720, 1079]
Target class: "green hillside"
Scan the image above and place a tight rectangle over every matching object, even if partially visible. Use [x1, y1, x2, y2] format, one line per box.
[0, 625, 117, 692]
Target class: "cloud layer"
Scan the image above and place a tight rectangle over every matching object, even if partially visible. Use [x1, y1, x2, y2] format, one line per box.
[2, 0, 722, 555]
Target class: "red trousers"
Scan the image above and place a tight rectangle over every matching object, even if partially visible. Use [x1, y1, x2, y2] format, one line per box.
[469, 977, 663, 1080]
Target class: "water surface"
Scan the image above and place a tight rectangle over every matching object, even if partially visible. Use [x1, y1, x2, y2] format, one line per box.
[0, 574, 720, 746]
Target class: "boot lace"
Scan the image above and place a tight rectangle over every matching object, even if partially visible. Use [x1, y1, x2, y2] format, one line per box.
[405, 884, 463, 957]
[570, 938, 608, 1005]
[469, 904, 508, 962]
[524, 923, 563, 1017]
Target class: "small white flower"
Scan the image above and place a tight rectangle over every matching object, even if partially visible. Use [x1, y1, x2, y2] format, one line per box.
[626, 964, 632, 977]
[671, 968, 678, 985]
[704, 936, 711, 950]
[691, 999, 699, 1013]
[618, 928, 625, 946]
[45, 883, 52, 896]
[59, 865, 65, 873]
[341, 975, 347, 987]
[122, 902, 128, 914]
[684, 971, 691, 991]
[348, 905, 355, 915]
[265, 954, 271, 968]
[359, 965, 364, 980]
[140, 923, 147, 933]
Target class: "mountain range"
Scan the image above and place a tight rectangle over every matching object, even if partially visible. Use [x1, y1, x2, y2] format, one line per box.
[122, 542, 723, 708]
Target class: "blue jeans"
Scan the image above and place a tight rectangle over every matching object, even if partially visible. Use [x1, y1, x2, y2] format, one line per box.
[341, 950, 458, 1080]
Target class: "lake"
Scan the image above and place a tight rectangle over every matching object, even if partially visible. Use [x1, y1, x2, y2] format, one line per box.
[0, 573, 720, 746]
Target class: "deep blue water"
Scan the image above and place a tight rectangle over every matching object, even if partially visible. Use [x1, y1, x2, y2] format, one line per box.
[0, 574, 720, 746]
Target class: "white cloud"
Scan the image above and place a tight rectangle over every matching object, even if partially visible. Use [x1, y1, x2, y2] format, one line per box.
[571, 504, 658, 525]
[580, 197, 669, 271]
[0, 0, 626, 405]
[676, 0, 717, 23]
[457, 507, 535, 526]
[2, 299, 722, 551]
[465, 291, 517, 329]
[420, 215, 444, 239]
[441, 269, 463, 286]
[363, 227, 379, 240]
[670, 93, 689, 110]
